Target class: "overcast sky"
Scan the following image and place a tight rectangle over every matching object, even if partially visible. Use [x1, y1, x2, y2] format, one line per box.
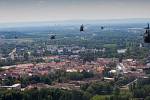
[0, 0, 150, 23]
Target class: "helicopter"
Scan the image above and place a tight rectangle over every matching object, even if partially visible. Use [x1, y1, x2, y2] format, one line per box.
[101, 26, 104, 30]
[144, 23, 150, 43]
[14, 34, 18, 39]
[48, 32, 56, 40]
[14, 36, 18, 39]
[80, 24, 84, 32]
[50, 35, 56, 40]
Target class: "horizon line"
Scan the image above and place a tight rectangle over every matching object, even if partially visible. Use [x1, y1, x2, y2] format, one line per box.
[0, 18, 150, 24]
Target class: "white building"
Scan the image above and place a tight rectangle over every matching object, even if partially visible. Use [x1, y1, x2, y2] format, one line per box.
[117, 49, 127, 54]
[0, 83, 21, 90]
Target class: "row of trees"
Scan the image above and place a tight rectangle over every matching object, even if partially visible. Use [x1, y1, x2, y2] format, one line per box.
[0, 81, 116, 100]
[0, 88, 84, 100]
[0, 81, 133, 100]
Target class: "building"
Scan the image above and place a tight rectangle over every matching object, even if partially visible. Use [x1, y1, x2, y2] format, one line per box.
[0, 83, 21, 90]
[117, 49, 127, 54]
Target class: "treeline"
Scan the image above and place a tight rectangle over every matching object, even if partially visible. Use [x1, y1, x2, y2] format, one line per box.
[0, 81, 115, 100]
[0, 88, 83, 100]
[0, 81, 131, 100]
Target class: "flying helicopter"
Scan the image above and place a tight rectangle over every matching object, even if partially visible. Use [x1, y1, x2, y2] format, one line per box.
[50, 35, 56, 40]
[80, 24, 84, 32]
[101, 26, 104, 30]
[144, 23, 150, 43]
[14, 36, 18, 39]
[48, 32, 56, 40]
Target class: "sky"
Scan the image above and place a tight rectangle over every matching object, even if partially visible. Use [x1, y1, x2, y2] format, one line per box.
[0, 0, 150, 23]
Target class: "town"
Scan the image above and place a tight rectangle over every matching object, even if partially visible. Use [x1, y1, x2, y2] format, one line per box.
[0, 43, 149, 91]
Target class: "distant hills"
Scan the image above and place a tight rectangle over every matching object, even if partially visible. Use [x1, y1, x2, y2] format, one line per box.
[0, 18, 150, 31]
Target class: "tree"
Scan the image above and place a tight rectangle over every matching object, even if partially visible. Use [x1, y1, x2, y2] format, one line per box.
[90, 95, 107, 100]
[24, 52, 29, 61]
[67, 72, 83, 81]
[86, 82, 113, 95]
[133, 89, 146, 98]
[82, 71, 94, 78]
[113, 87, 120, 95]
[71, 90, 83, 100]
[145, 96, 150, 100]
[82, 92, 92, 100]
